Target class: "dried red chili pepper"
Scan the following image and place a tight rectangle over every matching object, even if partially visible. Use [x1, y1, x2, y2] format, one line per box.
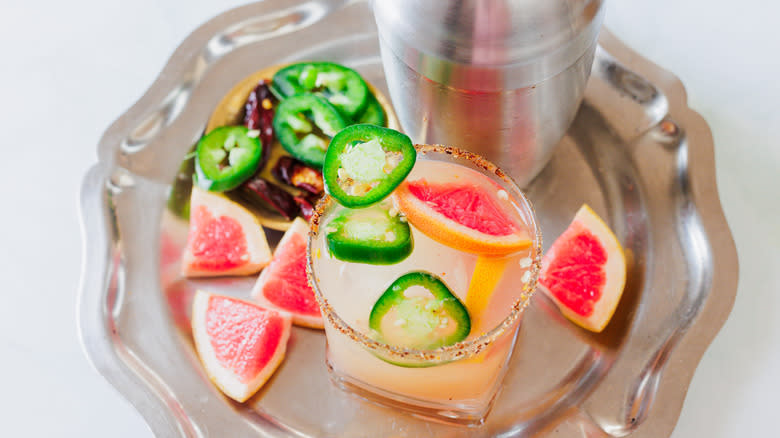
[243, 80, 276, 170]
[239, 176, 298, 221]
[294, 194, 318, 221]
[272, 156, 324, 195]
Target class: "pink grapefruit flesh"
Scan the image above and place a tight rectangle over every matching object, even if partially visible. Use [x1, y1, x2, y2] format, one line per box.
[539, 204, 626, 332]
[189, 206, 248, 271]
[394, 179, 532, 255]
[406, 180, 518, 236]
[191, 291, 291, 402]
[182, 187, 271, 277]
[541, 224, 606, 317]
[252, 217, 323, 329]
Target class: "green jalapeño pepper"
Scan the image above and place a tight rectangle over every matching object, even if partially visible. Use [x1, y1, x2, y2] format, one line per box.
[369, 271, 471, 352]
[272, 93, 347, 168]
[354, 93, 386, 127]
[325, 202, 412, 265]
[323, 124, 415, 208]
[194, 126, 262, 192]
[272, 62, 369, 119]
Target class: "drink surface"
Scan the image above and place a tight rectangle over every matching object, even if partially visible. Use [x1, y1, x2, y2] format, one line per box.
[312, 158, 535, 341]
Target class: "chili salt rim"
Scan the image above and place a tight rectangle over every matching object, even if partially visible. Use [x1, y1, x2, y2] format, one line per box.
[306, 144, 543, 363]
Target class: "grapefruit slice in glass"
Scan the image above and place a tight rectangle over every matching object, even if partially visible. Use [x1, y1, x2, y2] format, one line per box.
[182, 187, 272, 277]
[539, 204, 627, 333]
[252, 217, 323, 329]
[393, 178, 532, 256]
[191, 291, 292, 402]
[394, 175, 534, 327]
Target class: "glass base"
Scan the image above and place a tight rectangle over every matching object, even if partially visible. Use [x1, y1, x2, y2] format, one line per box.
[325, 356, 502, 426]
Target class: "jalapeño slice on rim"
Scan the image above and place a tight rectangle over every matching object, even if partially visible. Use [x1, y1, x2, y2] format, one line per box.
[272, 93, 347, 168]
[323, 125, 415, 208]
[272, 62, 369, 119]
[325, 202, 412, 265]
[369, 271, 471, 351]
[194, 126, 262, 192]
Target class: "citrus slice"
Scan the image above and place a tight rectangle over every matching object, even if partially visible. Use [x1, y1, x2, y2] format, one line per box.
[252, 217, 323, 329]
[191, 291, 292, 402]
[539, 204, 626, 333]
[182, 187, 272, 277]
[464, 255, 510, 332]
[393, 179, 532, 256]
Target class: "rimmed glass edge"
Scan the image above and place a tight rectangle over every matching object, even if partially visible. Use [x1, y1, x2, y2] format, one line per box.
[306, 143, 543, 364]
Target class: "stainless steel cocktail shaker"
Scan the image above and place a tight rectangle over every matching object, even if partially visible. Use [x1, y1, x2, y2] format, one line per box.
[374, 0, 605, 186]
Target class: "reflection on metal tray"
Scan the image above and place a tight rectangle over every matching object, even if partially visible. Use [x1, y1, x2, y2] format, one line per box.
[77, 1, 738, 436]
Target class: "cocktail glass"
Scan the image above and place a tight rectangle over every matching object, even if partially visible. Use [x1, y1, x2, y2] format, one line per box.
[307, 144, 542, 425]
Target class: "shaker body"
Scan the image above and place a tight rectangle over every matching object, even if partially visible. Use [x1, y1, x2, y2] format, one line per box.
[374, 0, 605, 186]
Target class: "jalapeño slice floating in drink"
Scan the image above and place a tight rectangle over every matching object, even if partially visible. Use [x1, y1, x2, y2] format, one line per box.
[369, 271, 470, 351]
[325, 202, 412, 265]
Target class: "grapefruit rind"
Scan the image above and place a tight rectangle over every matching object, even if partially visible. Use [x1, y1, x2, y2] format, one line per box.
[465, 255, 510, 332]
[393, 181, 532, 256]
[540, 204, 626, 333]
[182, 187, 272, 277]
[252, 217, 324, 329]
[191, 291, 292, 402]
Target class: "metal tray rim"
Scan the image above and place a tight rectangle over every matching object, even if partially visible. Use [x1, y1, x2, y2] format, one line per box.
[76, 2, 739, 436]
[592, 30, 739, 437]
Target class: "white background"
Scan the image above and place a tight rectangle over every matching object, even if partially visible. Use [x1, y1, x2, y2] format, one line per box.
[1, 1, 777, 436]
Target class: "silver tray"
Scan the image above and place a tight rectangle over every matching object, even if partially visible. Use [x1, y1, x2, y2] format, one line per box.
[77, 1, 738, 436]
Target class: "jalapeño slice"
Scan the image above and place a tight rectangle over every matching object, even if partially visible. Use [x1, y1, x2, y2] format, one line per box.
[323, 125, 415, 208]
[194, 126, 262, 192]
[272, 62, 369, 119]
[273, 93, 347, 168]
[354, 93, 386, 127]
[325, 202, 412, 265]
[369, 271, 471, 351]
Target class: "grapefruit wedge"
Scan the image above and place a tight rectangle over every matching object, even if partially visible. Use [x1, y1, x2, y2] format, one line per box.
[393, 179, 532, 256]
[191, 291, 292, 402]
[394, 175, 534, 325]
[182, 187, 271, 277]
[539, 204, 626, 333]
[252, 217, 323, 329]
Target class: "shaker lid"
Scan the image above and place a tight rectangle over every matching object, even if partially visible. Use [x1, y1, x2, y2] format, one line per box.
[374, 0, 605, 90]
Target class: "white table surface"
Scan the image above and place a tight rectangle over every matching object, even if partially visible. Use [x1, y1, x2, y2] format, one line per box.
[1, 1, 776, 436]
